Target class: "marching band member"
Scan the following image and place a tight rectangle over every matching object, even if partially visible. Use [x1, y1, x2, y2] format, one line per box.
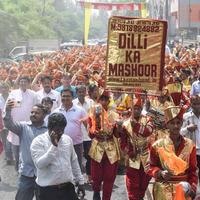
[88, 91, 120, 200]
[117, 98, 153, 200]
[146, 89, 174, 140]
[147, 106, 198, 200]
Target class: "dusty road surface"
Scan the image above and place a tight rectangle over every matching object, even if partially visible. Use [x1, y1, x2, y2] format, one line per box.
[0, 155, 156, 200]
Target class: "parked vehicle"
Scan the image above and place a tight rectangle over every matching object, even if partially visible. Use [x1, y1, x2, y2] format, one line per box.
[9, 39, 60, 59]
[13, 50, 56, 62]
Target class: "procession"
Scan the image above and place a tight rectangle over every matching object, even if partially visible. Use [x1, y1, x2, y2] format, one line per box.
[1, 0, 200, 200]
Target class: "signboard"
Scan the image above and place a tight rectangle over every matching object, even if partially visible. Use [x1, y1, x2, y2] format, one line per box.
[106, 16, 167, 91]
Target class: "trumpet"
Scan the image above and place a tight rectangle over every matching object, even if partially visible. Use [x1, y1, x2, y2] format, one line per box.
[95, 104, 102, 131]
[147, 108, 165, 129]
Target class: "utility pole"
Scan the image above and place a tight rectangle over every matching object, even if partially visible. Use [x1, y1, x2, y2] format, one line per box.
[165, 0, 168, 21]
[188, 0, 191, 38]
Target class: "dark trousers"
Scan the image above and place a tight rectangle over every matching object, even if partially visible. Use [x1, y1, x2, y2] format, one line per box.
[197, 155, 200, 181]
[83, 140, 91, 175]
[91, 153, 118, 200]
[38, 182, 79, 200]
[74, 143, 83, 172]
[126, 165, 151, 200]
[15, 175, 39, 200]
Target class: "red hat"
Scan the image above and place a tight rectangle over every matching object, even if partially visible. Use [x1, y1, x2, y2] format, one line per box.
[99, 90, 110, 100]
[133, 98, 143, 107]
[100, 90, 110, 97]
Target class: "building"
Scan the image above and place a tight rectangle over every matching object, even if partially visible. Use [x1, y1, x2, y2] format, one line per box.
[169, 0, 200, 38]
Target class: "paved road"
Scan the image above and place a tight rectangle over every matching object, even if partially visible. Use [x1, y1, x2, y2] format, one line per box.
[1, 154, 200, 200]
[0, 155, 154, 200]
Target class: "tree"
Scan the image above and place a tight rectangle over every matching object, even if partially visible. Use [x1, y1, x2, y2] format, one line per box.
[0, 10, 22, 56]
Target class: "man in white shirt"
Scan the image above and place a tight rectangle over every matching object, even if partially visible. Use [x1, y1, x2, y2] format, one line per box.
[7, 76, 38, 171]
[36, 75, 61, 111]
[31, 113, 85, 200]
[181, 95, 200, 181]
[73, 85, 94, 183]
[54, 88, 87, 171]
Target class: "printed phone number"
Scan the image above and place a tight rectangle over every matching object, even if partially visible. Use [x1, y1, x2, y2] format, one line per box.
[111, 23, 160, 32]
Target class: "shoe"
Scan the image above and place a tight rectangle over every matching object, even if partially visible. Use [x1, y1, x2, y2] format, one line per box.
[93, 192, 101, 200]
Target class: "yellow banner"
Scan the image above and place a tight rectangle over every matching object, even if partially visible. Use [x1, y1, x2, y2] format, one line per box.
[84, 2, 92, 45]
[141, 3, 147, 18]
[106, 16, 167, 91]
[141, 8, 147, 18]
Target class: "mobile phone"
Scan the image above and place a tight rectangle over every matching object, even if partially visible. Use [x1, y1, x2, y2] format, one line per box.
[14, 100, 21, 107]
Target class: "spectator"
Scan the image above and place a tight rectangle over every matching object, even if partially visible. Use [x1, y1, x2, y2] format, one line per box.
[55, 73, 77, 99]
[88, 84, 99, 103]
[31, 113, 85, 200]
[4, 102, 47, 200]
[54, 88, 87, 171]
[36, 75, 61, 111]
[181, 95, 200, 181]
[73, 85, 94, 183]
[6, 76, 38, 171]
[190, 71, 200, 96]
[41, 97, 53, 125]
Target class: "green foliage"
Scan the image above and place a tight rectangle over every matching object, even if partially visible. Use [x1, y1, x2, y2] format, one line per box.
[0, 0, 109, 54]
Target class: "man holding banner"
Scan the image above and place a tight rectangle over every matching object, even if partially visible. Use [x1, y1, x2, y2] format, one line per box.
[105, 16, 167, 199]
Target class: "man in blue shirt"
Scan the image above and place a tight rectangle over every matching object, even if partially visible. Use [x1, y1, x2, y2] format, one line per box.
[191, 77, 200, 96]
[4, 101, 47, 200]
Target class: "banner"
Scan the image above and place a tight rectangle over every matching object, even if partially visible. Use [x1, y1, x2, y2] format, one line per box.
[77, 1, 144, 11]
[106, 16, 167, 91]
[84, 2, 92, 45]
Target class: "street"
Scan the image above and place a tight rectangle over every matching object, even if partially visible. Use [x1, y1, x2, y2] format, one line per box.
[0, 155, 153, 200]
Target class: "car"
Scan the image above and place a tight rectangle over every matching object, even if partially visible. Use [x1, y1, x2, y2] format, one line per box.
[13, 53, 34, 62]
[60, 42, 83, 50]
[0, 58, 18, 65]
[13, 50, 56, 62]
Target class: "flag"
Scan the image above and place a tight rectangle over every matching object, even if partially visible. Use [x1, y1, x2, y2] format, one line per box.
[141, 3, 147, 18]
[84, 2, 92, 46]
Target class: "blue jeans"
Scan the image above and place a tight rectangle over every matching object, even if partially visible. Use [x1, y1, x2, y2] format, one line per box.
[15, 175, 39, 200]
[6, 140, 19, 171]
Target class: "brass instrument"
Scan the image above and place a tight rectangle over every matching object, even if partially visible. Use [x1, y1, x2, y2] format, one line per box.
[147, 107, 165, 129]
[94, 104, 102, 131]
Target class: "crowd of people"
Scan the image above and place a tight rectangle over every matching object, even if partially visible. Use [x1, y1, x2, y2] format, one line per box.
[0, 42, 200, 200]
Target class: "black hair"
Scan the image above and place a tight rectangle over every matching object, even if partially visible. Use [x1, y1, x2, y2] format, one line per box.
[48, 113, 67, 130]
[19, 76, 30, 83]
[41, 97, 53, 105]
[61, 87, 73, 97]
[76, 85, 86, 92]
[88, 84, 98, 93]
[33, 104, 48, 114]
[99, 95, 109, 101]
[41, 75, 52, 83]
